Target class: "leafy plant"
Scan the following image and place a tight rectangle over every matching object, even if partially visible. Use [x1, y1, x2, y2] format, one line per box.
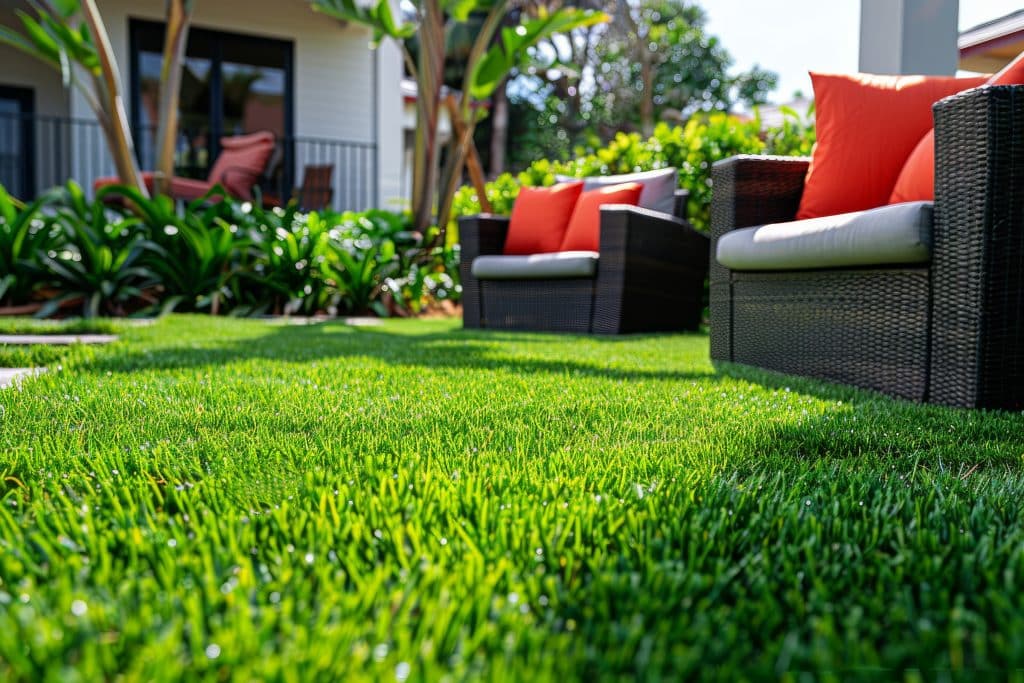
[759, 102, 816, 157]
[107, 185, 245, 314]
[38, 182, 160, 317]
[0, 0, 194, 196]
[453, 112, 815, 231]
[311, 0, 607, 238]
[228, 202, 334, 316]
[0, 185, 66, 307]
[0, 1, 146, 194]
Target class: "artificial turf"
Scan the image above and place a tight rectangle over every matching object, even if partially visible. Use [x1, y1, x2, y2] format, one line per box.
[1, 315, 1023, 681]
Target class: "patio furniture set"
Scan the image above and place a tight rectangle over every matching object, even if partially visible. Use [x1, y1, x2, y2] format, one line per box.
[461, 73, 1024, 411]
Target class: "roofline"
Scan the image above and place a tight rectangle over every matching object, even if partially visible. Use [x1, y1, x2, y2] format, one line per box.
[959, 9, 1024, 57]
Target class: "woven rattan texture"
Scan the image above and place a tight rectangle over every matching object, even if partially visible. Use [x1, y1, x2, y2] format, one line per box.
[931, 85, 1024, 409]
[731, 269, 931, 401]
[709, 156, 809, 360]
[709, 87, 1024, 409]
[460, 203, 708, 334]
[479, 279, 595, 332]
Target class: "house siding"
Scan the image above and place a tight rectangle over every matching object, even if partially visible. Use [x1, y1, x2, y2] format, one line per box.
[0, 5, 68, 117]
[90, 0, 375, 143]
[0, 0, 404, 205]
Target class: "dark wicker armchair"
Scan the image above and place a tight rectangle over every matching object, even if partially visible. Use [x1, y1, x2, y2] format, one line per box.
[710, 85, 1024, 410]
[460, 191, 709, 334]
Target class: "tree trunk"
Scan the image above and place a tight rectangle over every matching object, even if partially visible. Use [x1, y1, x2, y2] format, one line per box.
[489, 76, 509, 177]
[640, 50, 654, 138]
[410, 2, 446, 234]
[81, 0, 148, 197]
[154, 0, 193, 196]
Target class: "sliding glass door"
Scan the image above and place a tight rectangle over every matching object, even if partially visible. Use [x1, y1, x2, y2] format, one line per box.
[0, 86, 34, 198]
[130, 20, 293, 181]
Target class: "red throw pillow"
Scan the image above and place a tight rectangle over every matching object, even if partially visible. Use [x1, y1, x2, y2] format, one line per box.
[503, 181, 584, 255]
[559, 182, 643, 252]
[890, 53, 1024, 204]
[796, 72, 989, 220]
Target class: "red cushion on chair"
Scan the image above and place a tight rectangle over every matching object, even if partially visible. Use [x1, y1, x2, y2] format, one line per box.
[797, 72, 988, 220]
[207, 131, 276, 199]
[503, 181, 584, 255]
[167, 176, 217, 202]
[559, 182, 643, 252]
[890, 54, 1024, 204]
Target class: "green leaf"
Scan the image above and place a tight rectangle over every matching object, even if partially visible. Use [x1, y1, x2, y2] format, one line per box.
[0, 25, 57, 67]
[48, 0, 81, 19]
[442, 0, 483, 22]
[310, 0, 416, 44]
[469, 8, 608, 100]
[13, 12, 63, 66]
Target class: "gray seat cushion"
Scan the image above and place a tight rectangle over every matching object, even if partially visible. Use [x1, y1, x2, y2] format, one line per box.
[472, 251, 600, 280]
[556, 167, 678, 215]
[716, 201, 933, 271]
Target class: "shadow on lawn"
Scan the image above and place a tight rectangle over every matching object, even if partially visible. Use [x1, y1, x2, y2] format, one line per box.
[73, 320, 1024, 466]
[79, 322, 721, 385]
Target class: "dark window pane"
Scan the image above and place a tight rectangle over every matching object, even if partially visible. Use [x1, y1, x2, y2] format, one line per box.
[222, 62, 285, 137]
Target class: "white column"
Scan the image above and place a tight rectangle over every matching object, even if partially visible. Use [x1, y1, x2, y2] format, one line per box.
[376, 38, 405, 208]
[859, 0, 959, 75]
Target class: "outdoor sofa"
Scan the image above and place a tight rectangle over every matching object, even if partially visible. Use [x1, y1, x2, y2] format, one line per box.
[460, 180, 709, 334]
[709, 85, 1024, 410]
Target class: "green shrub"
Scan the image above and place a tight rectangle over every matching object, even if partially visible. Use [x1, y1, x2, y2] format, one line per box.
[40, 182, 161, 318]
[0, 182, 460, 318]
[0, 185, 67, 308]
[453, 109, 816, 232]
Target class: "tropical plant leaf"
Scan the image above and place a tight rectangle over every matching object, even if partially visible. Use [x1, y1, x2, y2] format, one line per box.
[469, 8, 608, 100]
[48, 0, 82, 19]
[310, 0, 416, 44]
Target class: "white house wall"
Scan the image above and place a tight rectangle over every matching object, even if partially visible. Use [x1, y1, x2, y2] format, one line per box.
[0, 5, 68, 116]
[39, 0, 402, 206]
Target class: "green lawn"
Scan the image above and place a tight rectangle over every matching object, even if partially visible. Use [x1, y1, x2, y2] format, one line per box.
[2, 316, 1023, 681]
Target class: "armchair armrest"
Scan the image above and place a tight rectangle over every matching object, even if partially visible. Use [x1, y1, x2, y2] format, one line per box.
[708, 154, 810, 288]
[458, 214, 510, 261]
[673, 189, 690, 220]
[929, 84, 1024, 409]
[710, 155, 810, 234]
[593, 205, 709, 333]
[458, 214, 511, 329]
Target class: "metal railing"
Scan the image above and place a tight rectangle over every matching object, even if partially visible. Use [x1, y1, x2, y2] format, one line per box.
[0, 112, 378, 211]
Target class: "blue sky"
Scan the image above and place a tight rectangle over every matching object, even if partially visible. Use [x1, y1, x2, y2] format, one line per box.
[703, 0, 1024, 102]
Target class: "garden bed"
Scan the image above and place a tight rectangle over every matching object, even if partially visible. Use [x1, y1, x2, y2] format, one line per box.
[1, 315, 1023, 679]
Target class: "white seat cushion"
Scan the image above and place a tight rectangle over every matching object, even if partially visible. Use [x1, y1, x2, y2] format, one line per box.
[471, 251, 600, 280]
[716, 201, 932, 271]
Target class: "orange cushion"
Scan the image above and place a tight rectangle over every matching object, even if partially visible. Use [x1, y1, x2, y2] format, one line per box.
[208, 132, 276, 199]
[890, 53, 1024, 203]
[559, 182, 643, 252]
[503, 181, 584, 255]
[797, 73, 989, 220]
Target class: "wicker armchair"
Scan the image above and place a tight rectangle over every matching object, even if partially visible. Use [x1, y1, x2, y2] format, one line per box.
[710, 85, 1024, 410]
[460, 190, 709, 334]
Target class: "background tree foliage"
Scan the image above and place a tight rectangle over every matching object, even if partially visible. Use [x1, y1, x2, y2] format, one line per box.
[496, 0, 778, 172]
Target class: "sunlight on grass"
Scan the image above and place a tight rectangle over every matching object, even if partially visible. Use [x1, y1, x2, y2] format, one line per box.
[1, 315, 1022, 680]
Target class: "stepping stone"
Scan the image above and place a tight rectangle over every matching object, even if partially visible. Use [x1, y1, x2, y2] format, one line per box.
[343, 317, 383, 327]
[0, 334, 118, 346]
[0, 368, 45, 389]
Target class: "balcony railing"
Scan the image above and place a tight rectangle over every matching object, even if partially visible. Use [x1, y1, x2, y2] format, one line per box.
[0, 112, 378, 211]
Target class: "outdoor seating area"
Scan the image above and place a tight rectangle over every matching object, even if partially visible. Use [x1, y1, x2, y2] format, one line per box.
[710, 80, 1024, 410]
[5, 0, 1024, 679]
[460, 169, 708, 333]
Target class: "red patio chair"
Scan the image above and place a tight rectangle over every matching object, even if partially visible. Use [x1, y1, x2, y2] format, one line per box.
[95, 131, 276, 202]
